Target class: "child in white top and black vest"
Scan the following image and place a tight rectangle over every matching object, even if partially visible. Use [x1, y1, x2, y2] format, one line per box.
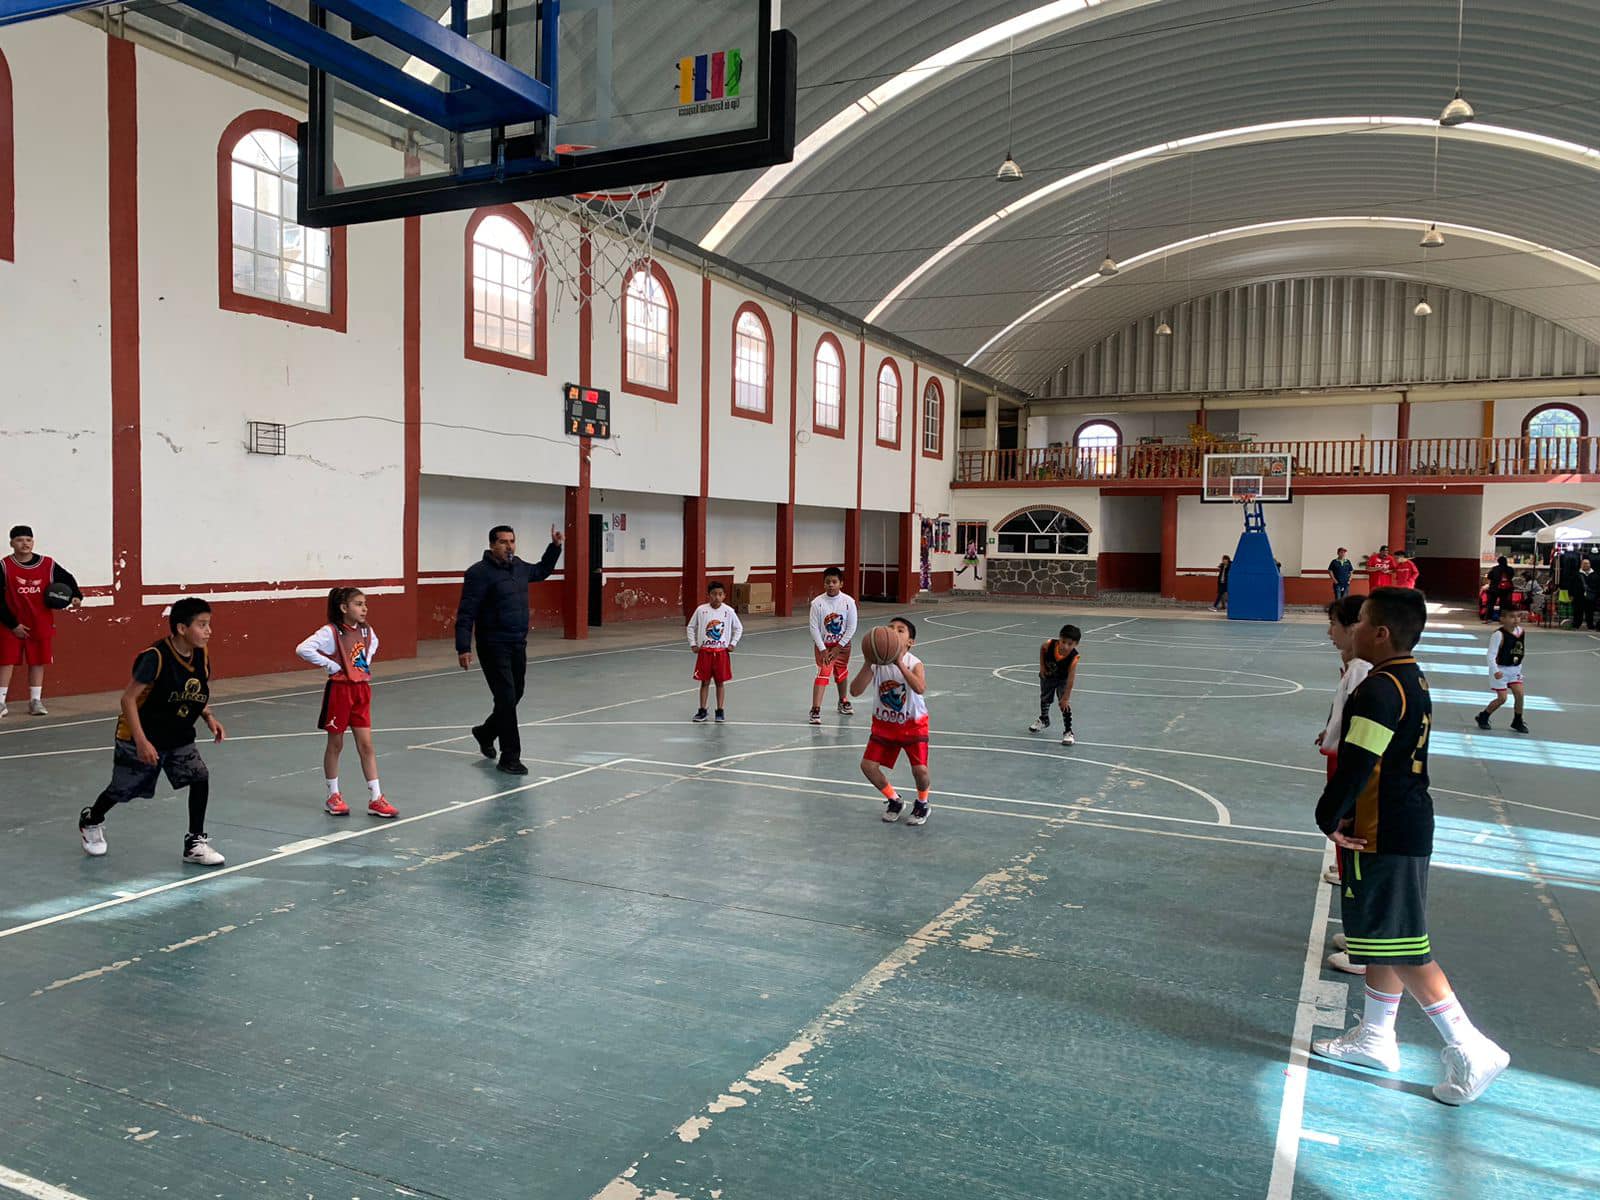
[297, 587, 398, 818]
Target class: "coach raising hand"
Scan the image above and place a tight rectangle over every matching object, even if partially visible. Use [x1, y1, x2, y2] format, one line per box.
[455, 523, 563, 775]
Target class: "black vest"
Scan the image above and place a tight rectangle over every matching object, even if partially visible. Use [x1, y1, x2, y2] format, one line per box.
[118, 640, 210, 750]
[1494, 629, 1525, 667]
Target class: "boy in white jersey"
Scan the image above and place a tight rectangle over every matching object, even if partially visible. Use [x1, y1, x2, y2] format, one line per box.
[687, 580, 743, 723]
[808, 566, 859, 725]
[1474, 608, 1529, 734]
[849, 617, 931, 826]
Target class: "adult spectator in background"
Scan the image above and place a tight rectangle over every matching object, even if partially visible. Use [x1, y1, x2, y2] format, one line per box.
[1209, 554, 1232, 613]
[1328, 547, 1354, 600]
[1393, 551, 1420, 590]
[454, 524, 563, 775]
[1575, 558, 1597, 630]
[1366, 544, 1396, 590]
[1485, 556, 1515, 622]
[1, 525, 83, 718]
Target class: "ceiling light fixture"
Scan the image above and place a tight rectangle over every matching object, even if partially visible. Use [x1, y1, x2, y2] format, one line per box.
[996, 37, 1023, 181]
[1420, 223, 1445, 248]
[1155, 318, 1173, 336]
[1098, 166, 1118, 275]
[1414, 298, 1434, 317]
[1439, 2, 1475, 125]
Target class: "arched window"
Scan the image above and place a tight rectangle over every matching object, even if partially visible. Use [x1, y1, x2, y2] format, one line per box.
[1074, 419, 1122, 477]
[464, 206, 546, 373]
[996, 508, 1091, 556]
[217, 111, 346, 331]
[1522, 403, 1588, 472]
[813, 334, 845, 437]
[731, 302, 773, 421]
[1491, 505, 1589, 564]
[0, 50, 13, 264]
[876, 358, 902, 449]
[622, 262, 678, 403]
[921, 378, 944, 459]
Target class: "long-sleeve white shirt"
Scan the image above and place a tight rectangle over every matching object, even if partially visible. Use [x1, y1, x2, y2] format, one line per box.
[1320, 657, 1371, 752]
[296, 624, 380, 675]
[808, 591, 858, 650]
[686, 603, 743, 649]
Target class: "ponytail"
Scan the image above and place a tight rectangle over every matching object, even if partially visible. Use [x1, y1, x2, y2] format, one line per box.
[326, 586, 363, 624]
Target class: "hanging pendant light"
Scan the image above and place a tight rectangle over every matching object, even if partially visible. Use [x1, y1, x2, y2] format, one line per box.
[1439, 3, 1474, 125]
[1097, 167, 1117, 275]
[1420, 223, 1445, 248]
[996, 37, 1023, 181]
[1098, 255, 1120, 277]
[1414, 298, 1433, 317]
[1155, 318, 1173, 336]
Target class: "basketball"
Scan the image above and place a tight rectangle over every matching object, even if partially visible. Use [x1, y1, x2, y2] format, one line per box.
[862, 625, 905, 666]
[43, 581, 74, 610]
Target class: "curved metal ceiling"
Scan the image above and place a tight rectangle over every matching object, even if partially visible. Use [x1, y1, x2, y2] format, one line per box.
[651, 0, 1600, 395]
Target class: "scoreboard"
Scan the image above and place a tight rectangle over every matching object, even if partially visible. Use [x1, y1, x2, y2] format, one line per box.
[563, 383, 611, 439]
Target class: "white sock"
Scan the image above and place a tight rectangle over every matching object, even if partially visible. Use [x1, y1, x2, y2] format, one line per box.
[0, 689, 7, 704]
[1362, 984, 1402, 1036]
[367, 778, 382, 801]
[1422, 993, 1482, 1046]
[325, 777, 340, 798]
[29, 686, 42, 701]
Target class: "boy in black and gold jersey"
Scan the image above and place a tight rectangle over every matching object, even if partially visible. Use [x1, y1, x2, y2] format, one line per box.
[78, 597, 228, 867]
[1310, 587, 1509, 1105]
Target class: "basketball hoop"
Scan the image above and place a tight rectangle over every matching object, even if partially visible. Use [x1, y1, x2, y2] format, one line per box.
[527, 145, 669, 317]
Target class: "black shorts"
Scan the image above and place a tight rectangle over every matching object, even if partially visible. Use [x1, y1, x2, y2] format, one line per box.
[1338, 849, 1432, 964]
[100, 738, 209, 804]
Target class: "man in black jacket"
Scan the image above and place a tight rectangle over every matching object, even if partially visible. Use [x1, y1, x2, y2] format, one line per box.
[455, 524, 563, 774]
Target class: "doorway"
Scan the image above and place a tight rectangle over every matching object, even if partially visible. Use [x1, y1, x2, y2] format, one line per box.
[588, 513, 604, 627]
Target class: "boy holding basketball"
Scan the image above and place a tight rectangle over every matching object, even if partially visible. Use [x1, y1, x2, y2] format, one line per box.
[687, 580, 743, 723]
[850, 617, 931, 826]
[1029, 623, 1080, 745]
[808, 566, 859, 724]
[1, 524, 84, 717]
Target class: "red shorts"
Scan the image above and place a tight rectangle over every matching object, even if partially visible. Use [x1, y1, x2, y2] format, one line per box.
[694, 647, 732, 683]
[318, 678, 372, 733]
[0, 629, 52, 667]
[814, 643, 851, 683]
[865, 716, 930, 769]
[1322, 748, 1337, 781]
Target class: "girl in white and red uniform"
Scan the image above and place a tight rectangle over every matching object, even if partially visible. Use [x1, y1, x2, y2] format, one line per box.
[296, 587, 397, 818]
[0, 524, 83, 717]
[849, 616, 933, 827]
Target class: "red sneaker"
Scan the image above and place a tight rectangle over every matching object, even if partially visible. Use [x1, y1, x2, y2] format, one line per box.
[367, 796, 398, 820]
[324, 793, 349, 816]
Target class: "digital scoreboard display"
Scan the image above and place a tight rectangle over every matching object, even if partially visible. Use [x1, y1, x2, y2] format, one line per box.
[564, 383, 611, 439]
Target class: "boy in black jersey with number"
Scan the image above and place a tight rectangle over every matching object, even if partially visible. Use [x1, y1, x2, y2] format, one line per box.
[1311, 587, 1509, 1105]
[1028, 624, 1080, 746]
[78, 597, 228, 867]
[1474, 608, 1529, 734]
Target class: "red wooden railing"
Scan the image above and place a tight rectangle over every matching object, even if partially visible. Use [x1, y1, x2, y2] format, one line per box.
[955, 436, 1598, 486]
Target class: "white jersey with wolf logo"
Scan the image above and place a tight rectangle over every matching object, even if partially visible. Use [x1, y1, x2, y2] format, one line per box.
[871, 652, 926, 725]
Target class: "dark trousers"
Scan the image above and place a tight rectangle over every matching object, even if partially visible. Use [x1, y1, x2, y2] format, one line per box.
[1038, 678, 1073, 729]
[1332, 582, 1349, 600]
[1575, 592, 1597, 629]
[476, 642, 528, 762]
[1213, 583, 1227, 609]
[1487, 588, 1512, 621]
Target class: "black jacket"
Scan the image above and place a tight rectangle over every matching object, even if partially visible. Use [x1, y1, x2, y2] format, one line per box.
[454, 544, 562, 652]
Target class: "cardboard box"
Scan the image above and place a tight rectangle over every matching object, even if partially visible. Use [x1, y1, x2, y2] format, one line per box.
[734, 581, 773, 614]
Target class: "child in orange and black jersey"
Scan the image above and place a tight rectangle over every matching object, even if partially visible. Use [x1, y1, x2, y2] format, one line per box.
[1029, 624, 1080, 746]
[296, 587, 397, 819]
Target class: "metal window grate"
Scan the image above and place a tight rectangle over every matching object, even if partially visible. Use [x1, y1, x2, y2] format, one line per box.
[247, 421, 286, 455]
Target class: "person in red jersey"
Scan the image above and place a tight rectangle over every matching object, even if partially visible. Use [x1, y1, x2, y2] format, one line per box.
[0, 525, 83, 718]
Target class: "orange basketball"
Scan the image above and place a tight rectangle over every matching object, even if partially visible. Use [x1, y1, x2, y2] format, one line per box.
[862, 625, 905, 666]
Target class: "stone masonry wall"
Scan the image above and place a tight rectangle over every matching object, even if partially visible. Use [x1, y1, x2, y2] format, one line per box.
[986, 556, 1097, 597]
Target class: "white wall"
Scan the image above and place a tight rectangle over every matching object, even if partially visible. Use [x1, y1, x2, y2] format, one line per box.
[860, 345, 913, 513]
[1097, 495, 1161, 554]
[418, 476, 564, 575]
[795, 505, 843, 571]
[793, 317, 859, 509]
[0, 21, 112, 588]
[594, 489, 682, 571]
[1239, 402, 1396, 443]
[1411, 491, 1483, 558]
[951, 489, 1102, 559]
[708, 287, 790, 504]
[1492, 396, 1597, 438]
[1299, 493, 1389, 573]
[1479, 482, 1600, 559]
[707, 498, 774, 578]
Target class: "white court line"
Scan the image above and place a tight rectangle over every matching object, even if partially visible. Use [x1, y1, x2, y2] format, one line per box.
[0, 760, 627, 941]
[1267, 844, 1347, 1200]
[0, 1165, 92, 1200]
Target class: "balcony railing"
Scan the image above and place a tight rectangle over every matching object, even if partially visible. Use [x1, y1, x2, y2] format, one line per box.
[955, 436, 1598, 486]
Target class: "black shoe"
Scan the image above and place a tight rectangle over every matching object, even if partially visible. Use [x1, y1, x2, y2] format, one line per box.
[808, 708, 822, 725]
[881, 798, 905, 823]
[1510, 717, 1529, 734]
[693, 708, 709, 723]
[497, 758, 529, 776]
[472, 725, 496, 759]
[1474, 712, 1491, 731]
[714, 709, 726, 723]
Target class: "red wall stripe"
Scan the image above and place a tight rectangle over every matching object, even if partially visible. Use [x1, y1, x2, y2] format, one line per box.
[107, 36, 141, 611]
[399, 182, 421, 659]
[565, 230, 594, 639]
[0, 48, 13, 263]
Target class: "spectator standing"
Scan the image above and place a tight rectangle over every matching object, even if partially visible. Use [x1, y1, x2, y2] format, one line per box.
[1328, 548, 1354, 600]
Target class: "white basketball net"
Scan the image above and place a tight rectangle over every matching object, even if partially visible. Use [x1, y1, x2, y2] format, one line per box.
[529, 182, 668, 318]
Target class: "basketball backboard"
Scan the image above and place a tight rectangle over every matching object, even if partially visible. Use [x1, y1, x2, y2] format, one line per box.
[1201, 452, 1294, 503]
[298, 0, 795, 227]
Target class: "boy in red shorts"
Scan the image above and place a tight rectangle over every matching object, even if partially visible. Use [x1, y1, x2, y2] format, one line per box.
[808, 566, 859, 724]
[686, 580, 743, 723]
[1, 524, 83, 717]
[850, 616, 931, 826]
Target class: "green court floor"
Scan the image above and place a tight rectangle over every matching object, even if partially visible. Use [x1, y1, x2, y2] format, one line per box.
[2, 604, 1597, 1199]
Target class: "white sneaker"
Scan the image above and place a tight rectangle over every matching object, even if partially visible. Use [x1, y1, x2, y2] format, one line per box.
[182, 834, 226, 866]
[1060, 731, 1075, 746]
[28, 698, 47, 716]
[0, 701, 7, 719]
[1322, 864, 1341, 885]
[1332, 932, 1349, 951]
[80, 821, 108, 857]
[1312, 1024, 1400, 1072]
[1325, 950, 1366, 976]
[1434, 1037, 1510, 1106]
[1028, 717, 1046, 733]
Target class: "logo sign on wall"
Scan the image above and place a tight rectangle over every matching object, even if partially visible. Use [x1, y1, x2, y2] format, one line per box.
[564, 384, 611, 439]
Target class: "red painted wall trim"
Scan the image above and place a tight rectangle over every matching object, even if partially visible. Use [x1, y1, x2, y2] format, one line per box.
[1387, 487, 1408, 554]
[564, 230, 593, 639]
[107, 36, 141, 610]
[873, 356, 903, 450]
[902, 361, 919, 603]
[1160, 490, 1178, 598]
[920, 377, 945, 461]
[399, 153, 421, 659]
[215, 109, 348, 332]
[700, 274, 712, 498]
[0, 49, 13, 263]
[729, 300, 775, 423]
[1097, 552, 1161, 592]
[620, 260, 679, 403]
[462, 205, 548, 375]
[776, 307, 799, 617]
[856, 340, 866, 509]
[812, 331, 846, 437]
